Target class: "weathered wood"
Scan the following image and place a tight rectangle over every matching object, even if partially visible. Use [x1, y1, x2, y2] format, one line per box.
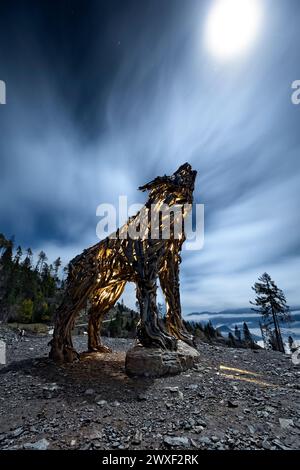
[49, 163, 197, 363]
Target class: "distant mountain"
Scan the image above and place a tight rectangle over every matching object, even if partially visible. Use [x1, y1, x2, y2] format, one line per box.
[185, 308, 300, 343]
[187, 310, 216, 317]
[187, 306, 300, 317]
[186, 308, 254, 318]
[216, 324, 261, 342]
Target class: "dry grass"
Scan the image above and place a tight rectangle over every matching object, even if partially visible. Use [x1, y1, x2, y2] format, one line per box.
[7, 322, 49, 335]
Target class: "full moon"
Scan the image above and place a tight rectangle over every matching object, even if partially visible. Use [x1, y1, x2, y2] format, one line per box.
[205, 0, 263, 60]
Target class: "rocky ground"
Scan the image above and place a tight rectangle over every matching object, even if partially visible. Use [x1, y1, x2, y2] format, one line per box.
[0, 325, 299, 450]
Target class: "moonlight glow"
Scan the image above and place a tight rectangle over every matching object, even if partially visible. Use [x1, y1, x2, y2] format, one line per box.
[205, 0, 263, 60]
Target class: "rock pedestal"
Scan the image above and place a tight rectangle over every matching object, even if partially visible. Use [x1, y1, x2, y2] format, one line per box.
[125, 340, 200, 377]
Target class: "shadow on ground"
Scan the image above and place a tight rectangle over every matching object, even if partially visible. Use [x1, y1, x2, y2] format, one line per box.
[0, 351, 154, 404]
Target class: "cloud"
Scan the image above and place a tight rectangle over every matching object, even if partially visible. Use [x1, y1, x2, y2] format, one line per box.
[0, 0, 299, 311]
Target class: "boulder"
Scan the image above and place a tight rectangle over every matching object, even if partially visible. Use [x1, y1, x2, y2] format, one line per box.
[125, 340, 200, 377]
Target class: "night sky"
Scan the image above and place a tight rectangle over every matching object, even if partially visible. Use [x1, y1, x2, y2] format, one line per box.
[0, 0, 300, 312]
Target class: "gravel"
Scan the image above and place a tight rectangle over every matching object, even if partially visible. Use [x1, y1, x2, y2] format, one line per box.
[0, 325, 299, 450]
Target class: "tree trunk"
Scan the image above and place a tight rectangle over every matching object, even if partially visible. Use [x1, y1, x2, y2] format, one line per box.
[270, 304, 285, 353]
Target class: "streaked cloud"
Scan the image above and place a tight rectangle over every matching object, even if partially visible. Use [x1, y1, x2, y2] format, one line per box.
[0, 0, 299, 312]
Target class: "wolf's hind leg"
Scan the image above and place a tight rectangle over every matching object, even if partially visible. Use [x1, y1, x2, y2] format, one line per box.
[49, 295, 85, 363]
[49, 275, 97, 363]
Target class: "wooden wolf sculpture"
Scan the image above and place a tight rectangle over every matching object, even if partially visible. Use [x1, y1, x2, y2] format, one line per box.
[49, 163, 197, 363]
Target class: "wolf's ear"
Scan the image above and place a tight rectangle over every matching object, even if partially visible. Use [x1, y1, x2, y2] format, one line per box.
[138, 175, 170, 192]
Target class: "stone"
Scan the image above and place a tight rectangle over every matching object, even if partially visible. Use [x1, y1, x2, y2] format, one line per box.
[84, 388, 95, 396]
[111, 441, 121, 448]
[42, 383, 60, 399]
[137, 393, 147, 401]
[227, 400, 239, 408]
[125, 340, 200, 378]
[279, 418, 294, 429]
[258, 411, 269, 418]
[165, 387, 180, 393]
[194, 426, 204, 433]
[185, 384, 198, 391]
[42, 383, 60, 392]
[89, 430, 103, 440]
[11, 427, 24, 437]
[164, 436, 190, 447]
[80, 443, 92, 450]
[216, 443, 226, 450]
[198, 436, 211, 445]
[132, 430, 142, 445]
[262, 440, 271, 450]
[23, 438, 50, 450]
[95, 398, 108, 407]
[273, 439, 290, 450]
[247, 425, 256, 435]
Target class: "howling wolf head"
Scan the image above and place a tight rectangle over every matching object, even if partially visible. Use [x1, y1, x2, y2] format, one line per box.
[139, 162, 197, 207]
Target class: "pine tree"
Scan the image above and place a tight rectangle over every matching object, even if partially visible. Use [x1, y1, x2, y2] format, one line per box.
[36, 251, 47, 274]
[0, 233, 66, 323]
[53, 257, 62, 276]
[259, 321, 271, 350]
[1, 238, 13, 266]
[234, 325, 241, 341]
[0, 233, 8, 256]
[0, 238, 15, 315]
[14, 246, 23, 265]
[251, 273, 290, 353]
[22, 248, 33, 269]
[204, 320, 216, 339]
[228, 332, 236, 347]
[243, 322, 255, 347]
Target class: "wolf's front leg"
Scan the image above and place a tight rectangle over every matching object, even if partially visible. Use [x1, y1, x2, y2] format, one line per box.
[136, 277, 177, 351]
[159, 257, 195, 347]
